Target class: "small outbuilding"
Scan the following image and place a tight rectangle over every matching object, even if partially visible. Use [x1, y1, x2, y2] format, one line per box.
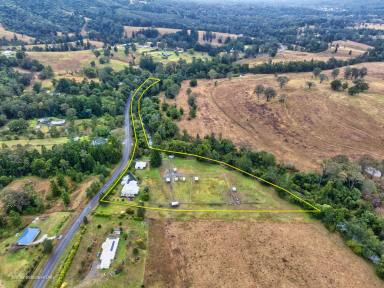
[231, 187, 237, 192]
[91, 138, 107, 146]
[365, 167, 382, 178]
[50, 119, 66, 126]
[170, 201, 180, 208]
[38, 118, 50, 125]
[135, 161, 147, 170]
[194, 176, 199, 182]
[165, 177, 171, 183]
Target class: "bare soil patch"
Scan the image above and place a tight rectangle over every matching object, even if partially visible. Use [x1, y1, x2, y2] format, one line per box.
[172, 62, 384, 171]
[145, 220, 383, 288]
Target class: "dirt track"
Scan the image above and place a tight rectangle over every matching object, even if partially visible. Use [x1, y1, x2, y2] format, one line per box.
[145, 220, 384, 288]
[172, 63, 384, 171]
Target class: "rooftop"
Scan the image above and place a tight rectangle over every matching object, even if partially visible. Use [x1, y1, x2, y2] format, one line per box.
[121, 180, 139, 197]
[98, 236, 120, 269]
[135, 161, 147, 170]
[17, 227, 40, 246]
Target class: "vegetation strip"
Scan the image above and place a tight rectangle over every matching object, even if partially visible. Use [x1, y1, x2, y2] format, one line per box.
[100, 77, 320, 213]
[53, 227, 85, 288]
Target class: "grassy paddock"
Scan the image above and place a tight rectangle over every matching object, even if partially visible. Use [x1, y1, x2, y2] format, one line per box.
[0, 137, 69, 148]
[62, 207, 147, 288]
[105, 157, 312, 222]
[137, 47, 210, 64]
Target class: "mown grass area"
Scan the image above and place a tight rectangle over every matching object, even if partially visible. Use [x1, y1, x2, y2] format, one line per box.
[0, 137, 69, 148]
[62, 207, 147, 288]
[105, 157, 312, 222]
[0, 212, 70, 288]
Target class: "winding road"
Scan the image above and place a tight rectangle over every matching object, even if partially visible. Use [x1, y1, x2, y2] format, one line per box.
[33, 96, 134, 288]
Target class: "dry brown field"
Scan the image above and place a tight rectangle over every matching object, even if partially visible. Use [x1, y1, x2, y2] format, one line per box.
[145, 220, 384, 288]
[171, 62, 384, 171]
[0, 23, 35, 43]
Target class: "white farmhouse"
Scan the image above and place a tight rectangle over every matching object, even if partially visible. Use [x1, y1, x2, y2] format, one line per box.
[98, 236, 120, 269]
[121, 180, 139, 198]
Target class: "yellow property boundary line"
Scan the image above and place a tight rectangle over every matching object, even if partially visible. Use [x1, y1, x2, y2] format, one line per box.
[100, 77, 321, 213]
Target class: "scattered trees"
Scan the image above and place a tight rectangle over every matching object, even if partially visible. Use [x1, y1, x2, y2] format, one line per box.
[313, 67, 322, 78]
[165, 83, 180, 99]
[254, 84, 264, 101]
[276, 75, 289, 89]
[344, 67, 368, 80]
[319, 73, 328, 83]
[208, 69, 218, 79]
[264, 87, 277, 101]
[331, 79, 342, 91]
[348, 79, 369, 96]
[189, 79, 198, 87]
[306, 81, 315, 90]
[331, 68, 340, 80]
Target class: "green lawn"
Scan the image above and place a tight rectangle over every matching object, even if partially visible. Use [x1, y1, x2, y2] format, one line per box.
[103, 156, 313, 222]
[132, 158, 311, 216]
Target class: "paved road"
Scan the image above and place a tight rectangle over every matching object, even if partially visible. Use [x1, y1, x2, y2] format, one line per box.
[33, 97, 134, 288]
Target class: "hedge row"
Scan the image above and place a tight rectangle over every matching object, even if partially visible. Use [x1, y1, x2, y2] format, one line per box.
[54, 227, 86, 288]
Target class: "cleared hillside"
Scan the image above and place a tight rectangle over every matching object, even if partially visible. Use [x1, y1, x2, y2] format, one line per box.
[0, 23, 34, 43]
[171, 62, 384, 171]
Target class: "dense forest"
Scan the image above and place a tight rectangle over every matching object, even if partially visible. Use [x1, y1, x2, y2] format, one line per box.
[1, 0, 384, 50]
